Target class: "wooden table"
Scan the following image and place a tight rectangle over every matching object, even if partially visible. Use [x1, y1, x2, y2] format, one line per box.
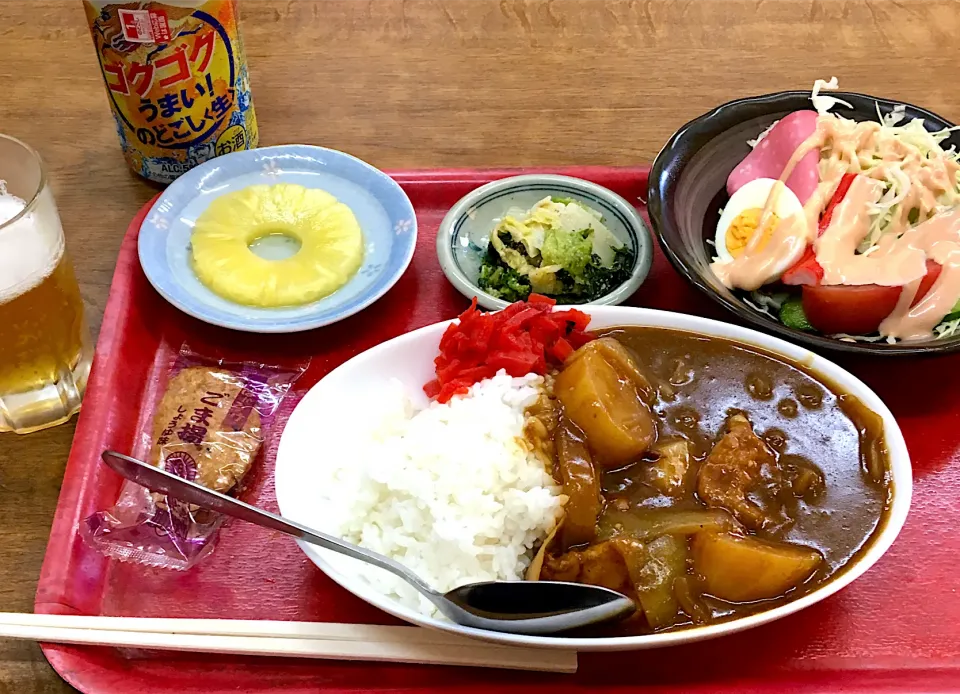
[0, 0, 956, 690]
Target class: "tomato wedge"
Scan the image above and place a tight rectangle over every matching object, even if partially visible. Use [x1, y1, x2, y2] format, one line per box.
[801, 284, 901, 335]
[912, 260, 942, 307]
[801, 261, 942, 335]
[781, 171, 944, 335]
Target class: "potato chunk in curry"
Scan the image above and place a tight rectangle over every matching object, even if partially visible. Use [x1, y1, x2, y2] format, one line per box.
[692, 531, 822, 602]
[554, 338, 656, 466]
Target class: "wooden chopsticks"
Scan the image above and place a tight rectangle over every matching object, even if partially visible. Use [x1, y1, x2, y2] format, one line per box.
[0, 614, 577, 673]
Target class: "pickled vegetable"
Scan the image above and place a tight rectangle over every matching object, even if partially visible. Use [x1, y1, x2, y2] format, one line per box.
[423, 295, 594, 403]
[692, 532, 822, 602]
[555, 341, 655, 466]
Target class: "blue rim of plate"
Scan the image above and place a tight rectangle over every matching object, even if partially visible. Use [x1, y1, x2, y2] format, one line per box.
[137, 145, 417, 333]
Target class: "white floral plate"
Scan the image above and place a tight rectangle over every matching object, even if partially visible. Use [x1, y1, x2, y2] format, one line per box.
[137, 145, 417, 333]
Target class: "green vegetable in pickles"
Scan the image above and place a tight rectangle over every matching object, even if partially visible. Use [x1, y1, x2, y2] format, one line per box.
[477, 196, 635, 303]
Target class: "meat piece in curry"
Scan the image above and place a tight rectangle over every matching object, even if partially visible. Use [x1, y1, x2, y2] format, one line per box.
[697, 413, 791, 533]
[526, 327, 891, 636]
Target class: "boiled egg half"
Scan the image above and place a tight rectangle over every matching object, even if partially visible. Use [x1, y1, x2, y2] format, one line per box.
[715, 177, 805, 272]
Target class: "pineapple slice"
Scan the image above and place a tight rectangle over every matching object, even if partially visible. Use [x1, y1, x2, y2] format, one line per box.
[190, 183, 364, 307]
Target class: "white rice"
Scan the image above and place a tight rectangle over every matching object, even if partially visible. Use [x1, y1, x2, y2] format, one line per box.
[318, 371, 564, 618]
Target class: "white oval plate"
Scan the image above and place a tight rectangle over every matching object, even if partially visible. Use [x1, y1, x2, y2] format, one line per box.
[275, 306, 912, 651]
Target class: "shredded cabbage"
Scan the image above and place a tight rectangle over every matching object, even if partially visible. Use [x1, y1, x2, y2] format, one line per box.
[936, 315, 960, 339]
[812, 80, 960, 256]
[747, 121, 778, 148]
[743, 290, 788, 318]
[811, 77, 853, 116]
[854, 111, 960, 252]
[749, 78, 960, 257]
[831, 333, 889, 343]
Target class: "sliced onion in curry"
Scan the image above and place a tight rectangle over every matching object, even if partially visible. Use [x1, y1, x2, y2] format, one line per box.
[597, 508, 742, 542]
[555, 416, 603, 549]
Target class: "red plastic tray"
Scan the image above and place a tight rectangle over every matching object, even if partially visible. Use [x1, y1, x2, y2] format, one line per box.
[36, 166, 960, 693]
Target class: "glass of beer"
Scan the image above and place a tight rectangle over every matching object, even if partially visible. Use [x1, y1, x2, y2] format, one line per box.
[0, 134, 91, 433]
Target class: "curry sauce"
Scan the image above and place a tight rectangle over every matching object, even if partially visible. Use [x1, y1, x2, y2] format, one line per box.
[529, 327, 891, 636]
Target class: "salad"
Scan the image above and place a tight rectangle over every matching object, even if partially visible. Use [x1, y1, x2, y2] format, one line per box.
[478, 196, 635, 303]
[710, 78, 960, 342]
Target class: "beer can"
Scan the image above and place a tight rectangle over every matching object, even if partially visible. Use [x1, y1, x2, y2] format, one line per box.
[83, 0, 259, 184]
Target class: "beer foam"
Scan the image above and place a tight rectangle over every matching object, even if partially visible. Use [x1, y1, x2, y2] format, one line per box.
[0, 189, 63, 302]
[0, 189, 24, 225]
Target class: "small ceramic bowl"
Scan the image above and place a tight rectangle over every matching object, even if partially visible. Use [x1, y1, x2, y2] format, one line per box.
[437, 174, 653, 310]
[648, 90, 960, 356]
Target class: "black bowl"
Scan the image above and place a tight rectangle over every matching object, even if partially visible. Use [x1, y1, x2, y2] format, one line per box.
[647, 90, 960, 356]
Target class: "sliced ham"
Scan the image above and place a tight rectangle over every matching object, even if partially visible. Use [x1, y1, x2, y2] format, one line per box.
[727, 110, 820, 204]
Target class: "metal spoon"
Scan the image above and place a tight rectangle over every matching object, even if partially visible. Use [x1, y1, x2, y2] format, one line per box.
[101, 451, 635, 635]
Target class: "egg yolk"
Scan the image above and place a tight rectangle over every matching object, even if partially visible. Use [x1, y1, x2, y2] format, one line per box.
[725, 209, 781, 257]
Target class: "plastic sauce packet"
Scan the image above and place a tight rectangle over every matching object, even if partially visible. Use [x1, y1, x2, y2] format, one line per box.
[81, 345, 309, 570]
